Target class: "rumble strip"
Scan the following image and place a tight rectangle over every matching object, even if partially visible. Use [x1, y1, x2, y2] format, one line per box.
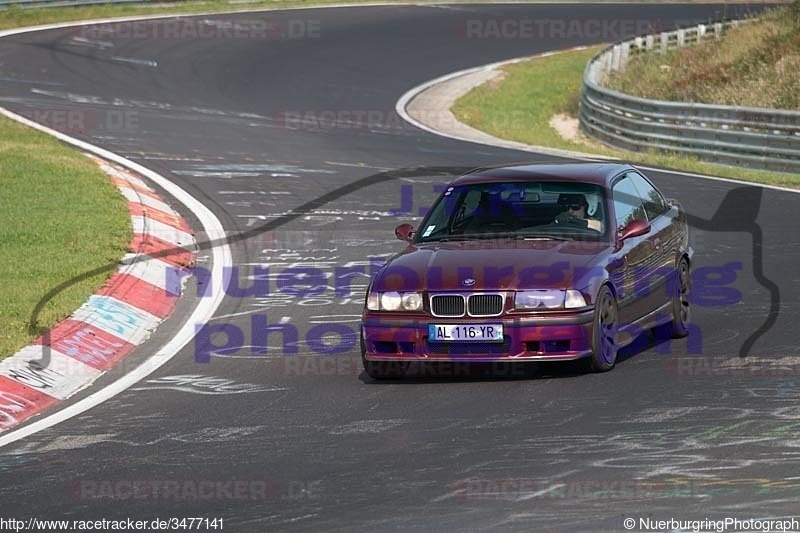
[0, 156, 196, 432]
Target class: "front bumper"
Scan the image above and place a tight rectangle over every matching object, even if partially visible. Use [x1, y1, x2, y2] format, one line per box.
[361, 310, 595, 363]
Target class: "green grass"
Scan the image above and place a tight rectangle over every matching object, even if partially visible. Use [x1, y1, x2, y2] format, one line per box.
[452, 46, 800, 188]
[606, 3, 800, 109]
[0, 116, 131, 359]
[453, 47, 600, 152]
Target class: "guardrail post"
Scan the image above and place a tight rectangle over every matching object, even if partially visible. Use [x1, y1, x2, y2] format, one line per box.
[610, 45, 621, 71]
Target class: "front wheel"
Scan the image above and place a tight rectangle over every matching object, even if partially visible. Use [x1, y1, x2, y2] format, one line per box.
[670, 257, 691, 338]
[586, 285, 619, 372]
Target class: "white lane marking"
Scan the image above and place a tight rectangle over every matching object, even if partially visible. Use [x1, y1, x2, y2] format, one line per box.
[209, 308, 268, 321]
[67, 36, 114, 49]
[324, 160, 394, 171]
[130, 375, 285, 395]
[394, 51, 800, 196]
[110, 56, 158, 68]
[514, 483, 567, 501]
[418, 3, 474, 10]
[172, 170, 263, 178]
[0, 106, 231, 449]
[219, 190, 291, 195]
[29, 88, 105, 104]
[134, 155, 205, 162]
[309, 314, 362, 324]
[175, 163, 336, 176]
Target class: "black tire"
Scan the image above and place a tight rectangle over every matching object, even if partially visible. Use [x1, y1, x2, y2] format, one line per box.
[361, 332, 408, 380]
[586, 285, 619, 372]
[670, 257, 691, 338]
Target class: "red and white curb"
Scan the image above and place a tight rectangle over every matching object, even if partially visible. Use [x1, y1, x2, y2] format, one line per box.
[0, 155, 196, 433]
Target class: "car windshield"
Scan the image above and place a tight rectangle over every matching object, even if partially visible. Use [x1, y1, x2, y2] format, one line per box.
[415, 180, 609, 243]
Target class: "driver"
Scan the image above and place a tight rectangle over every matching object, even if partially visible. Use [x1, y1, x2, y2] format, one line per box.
[554, 194, 603, 232]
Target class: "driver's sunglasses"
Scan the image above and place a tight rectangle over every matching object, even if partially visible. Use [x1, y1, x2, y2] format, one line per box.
[567, 204, 583, 210]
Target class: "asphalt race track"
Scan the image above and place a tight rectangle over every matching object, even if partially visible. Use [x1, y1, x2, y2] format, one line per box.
[1, 3, 799, 531]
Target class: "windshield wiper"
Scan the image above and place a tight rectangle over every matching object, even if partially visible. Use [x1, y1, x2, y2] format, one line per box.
[420, 235, 474, 243]
[514, 233, 572, 241]
[422, 233, 517, 242]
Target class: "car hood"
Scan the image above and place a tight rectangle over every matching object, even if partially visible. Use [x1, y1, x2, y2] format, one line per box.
[373, 239, 613, 292]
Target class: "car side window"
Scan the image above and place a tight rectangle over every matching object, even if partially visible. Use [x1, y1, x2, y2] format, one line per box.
[612, 176, 647, 230]
[627, 172, 668, 221]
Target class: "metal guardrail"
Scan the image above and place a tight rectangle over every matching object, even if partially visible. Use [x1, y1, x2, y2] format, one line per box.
[579, 21, 800, 173]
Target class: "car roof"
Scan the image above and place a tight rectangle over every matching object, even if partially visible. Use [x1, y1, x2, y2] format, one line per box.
[452, 163, 635, 187]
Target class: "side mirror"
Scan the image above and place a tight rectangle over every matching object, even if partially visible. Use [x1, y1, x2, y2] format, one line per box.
[618, 219, 650, 242]
[395, 223, 415, 243]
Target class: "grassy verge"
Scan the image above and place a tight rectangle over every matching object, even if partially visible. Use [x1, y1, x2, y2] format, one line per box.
[606, 3, 800, 109]
[452, 46, 800, 188]
[0, 116, 131, 359]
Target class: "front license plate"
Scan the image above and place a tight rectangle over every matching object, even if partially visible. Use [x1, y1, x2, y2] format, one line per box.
[428, 324, 504, 343]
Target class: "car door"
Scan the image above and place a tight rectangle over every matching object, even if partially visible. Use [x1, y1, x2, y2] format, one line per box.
[609, 174, 658, 326]
[627, 171, 676, 316]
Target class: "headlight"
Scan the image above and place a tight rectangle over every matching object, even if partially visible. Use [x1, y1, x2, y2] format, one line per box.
[401, 292, 423, 311]
[380, 291, 402, 311]
[367, 291, 424, 311]
[515, 289, 588, 310]
[515, 289, 564, 310]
